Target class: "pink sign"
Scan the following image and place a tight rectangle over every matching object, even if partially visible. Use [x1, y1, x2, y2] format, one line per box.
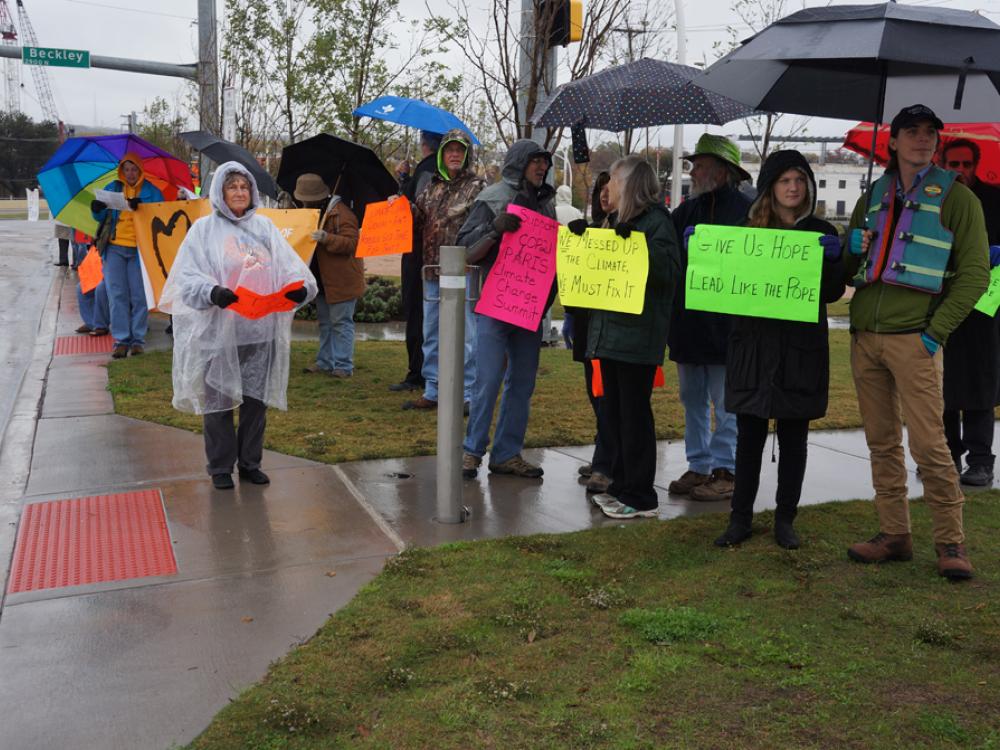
[475, 204, 558, 330]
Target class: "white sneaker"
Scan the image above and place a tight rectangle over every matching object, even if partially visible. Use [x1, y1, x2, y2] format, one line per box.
[591, 492, 619, 508]
[600, 501, 658, 520]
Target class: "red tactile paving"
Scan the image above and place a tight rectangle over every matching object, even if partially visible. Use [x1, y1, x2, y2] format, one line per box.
[53, 335, 115, 356]
[7, 490, 177, 594]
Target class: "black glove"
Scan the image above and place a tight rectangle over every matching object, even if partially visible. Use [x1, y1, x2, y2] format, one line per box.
[493, 212, 522, 235]
[614, 220, 635, 239]
[567, 218, 589, 236]
[210, 285, 238, 308]
[284, 287, 308, 304]
[91, 199, 107, 213]
[127, 197, 141, 211]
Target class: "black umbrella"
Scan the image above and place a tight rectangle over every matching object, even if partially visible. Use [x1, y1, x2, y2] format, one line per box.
[531, 58, 757, 130]
[696, 3, 1000, 124]
[276, 134, 398, 220]
[180, 130, 279, 199]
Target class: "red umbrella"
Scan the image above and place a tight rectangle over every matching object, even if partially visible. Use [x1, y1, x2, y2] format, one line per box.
[843, 122, 1000, 185]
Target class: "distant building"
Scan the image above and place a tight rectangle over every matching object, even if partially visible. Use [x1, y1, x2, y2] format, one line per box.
[744, 163, 874, 221]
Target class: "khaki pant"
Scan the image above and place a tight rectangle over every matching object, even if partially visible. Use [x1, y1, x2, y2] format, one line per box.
[851, 331, 964, 543]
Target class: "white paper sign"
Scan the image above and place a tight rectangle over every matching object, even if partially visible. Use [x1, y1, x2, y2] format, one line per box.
[95, 189, 129, 211]
[25, 188, 39, 221]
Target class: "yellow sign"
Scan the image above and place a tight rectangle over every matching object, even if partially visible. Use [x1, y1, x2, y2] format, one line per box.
[556, 226, 648, 314]
[133, 201, 319, 307]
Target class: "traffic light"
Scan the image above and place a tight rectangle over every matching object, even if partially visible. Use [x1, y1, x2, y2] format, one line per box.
[544, 0, 583, 48]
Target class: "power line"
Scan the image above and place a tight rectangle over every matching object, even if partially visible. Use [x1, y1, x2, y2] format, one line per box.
[54, 0, 195, 22]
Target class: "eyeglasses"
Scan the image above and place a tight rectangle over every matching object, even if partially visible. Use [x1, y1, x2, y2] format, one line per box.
[946, 160, 975, 168]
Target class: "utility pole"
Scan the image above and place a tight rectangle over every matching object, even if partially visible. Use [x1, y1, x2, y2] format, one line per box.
[672, 0, 687, 208]
[517, 0, 557, 145]
[198, 0, 219, 180]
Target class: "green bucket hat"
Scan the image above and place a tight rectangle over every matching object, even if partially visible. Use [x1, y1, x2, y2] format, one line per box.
[683, 133, 752, 183]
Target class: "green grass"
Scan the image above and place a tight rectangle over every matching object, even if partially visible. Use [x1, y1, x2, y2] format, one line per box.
[107, 330, 861, 464]
[185, 493, 1000, 749]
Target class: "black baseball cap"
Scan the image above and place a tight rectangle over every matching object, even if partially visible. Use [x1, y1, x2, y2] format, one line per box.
[890, 104, 944, 136]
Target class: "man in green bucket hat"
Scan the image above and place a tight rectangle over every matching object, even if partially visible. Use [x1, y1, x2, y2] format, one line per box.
[667, 134, 753, 504]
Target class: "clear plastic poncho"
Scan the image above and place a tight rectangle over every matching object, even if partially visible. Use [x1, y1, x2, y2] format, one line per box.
[159, 161, 317, 414]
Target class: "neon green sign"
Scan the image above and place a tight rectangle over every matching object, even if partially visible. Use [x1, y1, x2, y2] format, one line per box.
[686, 225, 824, 323]
[974, 266, 1000, 317]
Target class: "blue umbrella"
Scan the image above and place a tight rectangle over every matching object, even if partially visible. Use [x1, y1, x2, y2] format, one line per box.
[353, 96, 481, 145]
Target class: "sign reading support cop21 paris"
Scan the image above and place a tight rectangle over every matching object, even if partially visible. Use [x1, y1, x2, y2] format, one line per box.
[686, 225, 824, 323]
[556, 227, 649, 314]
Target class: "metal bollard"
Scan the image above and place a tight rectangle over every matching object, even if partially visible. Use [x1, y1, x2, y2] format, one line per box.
[435, 246, 469, 524]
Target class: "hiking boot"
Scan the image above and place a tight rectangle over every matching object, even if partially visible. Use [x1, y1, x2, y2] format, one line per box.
[462, 452, 481, 479]
[89, 327, 109, 337]
[331, 369, 352, 378]
[402, 397, 437, 410]
[302, 364, 333, 375]
[388, 381, 422, 392]
[489, 454, 543, 478]
[668, 469, 711, 495]
[690, 469, 736, 502]
[212, 474, 234, 490]
[130, 344, 144, 356]
[847, 532, 913, 564]
[714, 519, 752, 547]
[238, 467, 270, 485]
[585, 471, 612, 494]
[600, 500, 658, 520]
[774, 520, 800, 550]
[111, 344, 128, 359]
[578, 463, 593, 478]
[960, 464, 993, 487]
[75, 324, 92, 334]
[935, 543, 973, 581]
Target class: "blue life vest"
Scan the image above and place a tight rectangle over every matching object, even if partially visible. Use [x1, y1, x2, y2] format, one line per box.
[853, 165, 956, 294]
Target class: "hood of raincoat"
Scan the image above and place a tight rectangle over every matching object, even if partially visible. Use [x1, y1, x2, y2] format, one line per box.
[556, 184, 574, 206]
[749, 149, 817, 226]
[117, 152, 146, 188]
[210, 160, 262, 223]
[500, 139, 552, 190]
[436, 128, 475, 181]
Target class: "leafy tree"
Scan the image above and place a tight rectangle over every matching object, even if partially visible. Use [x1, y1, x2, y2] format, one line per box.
[0, 112, 58, 198]
[137, 97, 191, 159]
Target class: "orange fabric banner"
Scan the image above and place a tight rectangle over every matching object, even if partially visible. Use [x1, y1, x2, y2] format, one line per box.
[78, 246, 103, 294]
[228, 281, 305, 320]
[356, 196, 413, 257]
[133, 200, 320, 308]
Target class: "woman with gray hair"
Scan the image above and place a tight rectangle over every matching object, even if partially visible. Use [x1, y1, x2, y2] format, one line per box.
[160, 162, 317, 490]
[586, 155, 682, 519]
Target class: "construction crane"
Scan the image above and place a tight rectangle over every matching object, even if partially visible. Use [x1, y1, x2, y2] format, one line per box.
[0, 0, 19, 113]
[15, 0, 58, 123]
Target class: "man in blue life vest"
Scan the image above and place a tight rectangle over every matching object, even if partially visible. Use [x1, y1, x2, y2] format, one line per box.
[843, 104, 989, 581]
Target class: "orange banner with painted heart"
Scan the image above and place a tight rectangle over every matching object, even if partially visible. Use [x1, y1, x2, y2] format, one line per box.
[133, 201, 320, 308]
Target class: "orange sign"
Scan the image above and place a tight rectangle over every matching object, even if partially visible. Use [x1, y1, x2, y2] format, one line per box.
[229, 281, 305, 320]
[356, 196, 413, 257]
[133, 201, 320, 308]
[78, 246, 103, 294]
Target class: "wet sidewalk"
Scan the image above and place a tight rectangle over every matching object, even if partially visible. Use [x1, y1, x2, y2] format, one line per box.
[0, 239, 989, 749]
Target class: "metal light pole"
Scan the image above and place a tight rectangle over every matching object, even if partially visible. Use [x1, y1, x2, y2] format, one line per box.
[671, 0, 687, 208]
[198, 0, 219, 183]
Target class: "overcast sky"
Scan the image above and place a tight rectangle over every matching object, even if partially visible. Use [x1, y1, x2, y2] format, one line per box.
[24, 0, 1000, 150]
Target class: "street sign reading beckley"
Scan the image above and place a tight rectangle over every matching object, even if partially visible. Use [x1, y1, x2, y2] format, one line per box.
[21, 47, 90, 68]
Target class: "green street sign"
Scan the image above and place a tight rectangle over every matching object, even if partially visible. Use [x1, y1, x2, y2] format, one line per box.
[21, 47, 90, 68]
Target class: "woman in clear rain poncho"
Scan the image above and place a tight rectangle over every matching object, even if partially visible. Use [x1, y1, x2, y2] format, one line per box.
[160, 161, 317, 490]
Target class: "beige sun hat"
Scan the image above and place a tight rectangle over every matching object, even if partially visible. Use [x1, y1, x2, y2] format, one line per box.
[293, 173, 331, 202]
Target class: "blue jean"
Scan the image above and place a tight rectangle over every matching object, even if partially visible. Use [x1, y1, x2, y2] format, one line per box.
[315, 295, 357, 372]
[463, 314, 542, 463]
[677, 362, 737, 474]
[103, 243, 148, 346]
[73, 242, 109, 330]
[421, 276, 477, 402]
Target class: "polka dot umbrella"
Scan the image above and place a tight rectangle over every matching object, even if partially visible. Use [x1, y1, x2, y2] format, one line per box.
[530, 57, 758, 132]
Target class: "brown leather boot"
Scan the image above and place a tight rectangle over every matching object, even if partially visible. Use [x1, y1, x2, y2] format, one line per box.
[935, 543, 974, 581]
[847, 532, 913, 563]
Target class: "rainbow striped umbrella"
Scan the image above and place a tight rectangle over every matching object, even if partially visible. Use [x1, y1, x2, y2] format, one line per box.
[37, 133, 193, 235]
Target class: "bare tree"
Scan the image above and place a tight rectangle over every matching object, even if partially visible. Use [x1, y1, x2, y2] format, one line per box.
[426, 0, 631, 150]
[717, 0, 810, 161]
